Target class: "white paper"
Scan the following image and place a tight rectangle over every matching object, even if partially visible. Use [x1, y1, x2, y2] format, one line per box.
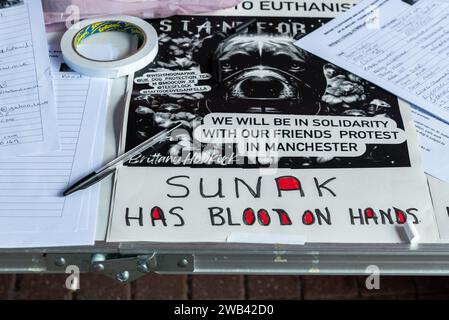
[294, 0, 449, 123]
[427, 175, 449, 241]
[49, 37, 112, 242]
[0, 0, 58, 156]
[0, 55, 109, 248]
[110, 163, 438, 244]
[227, 232, 307, 245]
[78, 83, 110, 234]
[412, 107, 449, 184]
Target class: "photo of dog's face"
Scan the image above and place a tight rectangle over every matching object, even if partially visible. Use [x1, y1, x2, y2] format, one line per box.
[210, 35, 319, 114]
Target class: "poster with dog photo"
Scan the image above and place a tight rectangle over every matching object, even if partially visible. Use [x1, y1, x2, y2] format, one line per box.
[108, 0, 439, 244]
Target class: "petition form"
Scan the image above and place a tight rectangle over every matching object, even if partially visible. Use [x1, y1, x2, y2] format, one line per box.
[0, 52, 109, 248]
[295, 0, 449, 123]
[412, 108, 449, 184]
[0, 0, 58, 156]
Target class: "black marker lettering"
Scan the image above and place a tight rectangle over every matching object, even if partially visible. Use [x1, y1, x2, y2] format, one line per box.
[166, 175, 190, 198]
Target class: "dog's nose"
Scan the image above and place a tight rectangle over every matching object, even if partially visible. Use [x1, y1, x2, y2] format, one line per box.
[240, 78, 284, 98]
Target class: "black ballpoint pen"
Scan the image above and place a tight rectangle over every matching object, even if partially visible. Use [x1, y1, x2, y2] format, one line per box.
[63, 122, 182, 196]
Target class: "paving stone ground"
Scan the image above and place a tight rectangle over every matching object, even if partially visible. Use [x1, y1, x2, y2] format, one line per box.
[0, 274, 448, 299]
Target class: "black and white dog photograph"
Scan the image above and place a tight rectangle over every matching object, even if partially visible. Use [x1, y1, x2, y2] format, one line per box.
[209, 34, 319, 114]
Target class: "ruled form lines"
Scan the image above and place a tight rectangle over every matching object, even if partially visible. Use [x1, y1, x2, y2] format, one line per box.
[338, 1, 449, 112]
[0, 2, 107, 247]
[0, 3, 42, 145]
[0, 75, 90, 217]
[0, 0, 58, 156]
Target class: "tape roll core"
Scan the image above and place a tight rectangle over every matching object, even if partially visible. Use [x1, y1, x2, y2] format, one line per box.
[61, 16, 158, 78]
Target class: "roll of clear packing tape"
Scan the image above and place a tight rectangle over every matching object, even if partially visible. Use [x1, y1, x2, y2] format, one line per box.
[61, 16, 158, 78]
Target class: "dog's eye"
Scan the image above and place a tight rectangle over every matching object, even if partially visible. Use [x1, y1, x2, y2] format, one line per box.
[290, 62, 304, 71]
[221, 62, 232, 70]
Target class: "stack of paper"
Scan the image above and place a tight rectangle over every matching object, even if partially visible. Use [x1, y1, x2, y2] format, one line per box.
[0, 0, 110, 248]
[0, 49, 109, 248]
